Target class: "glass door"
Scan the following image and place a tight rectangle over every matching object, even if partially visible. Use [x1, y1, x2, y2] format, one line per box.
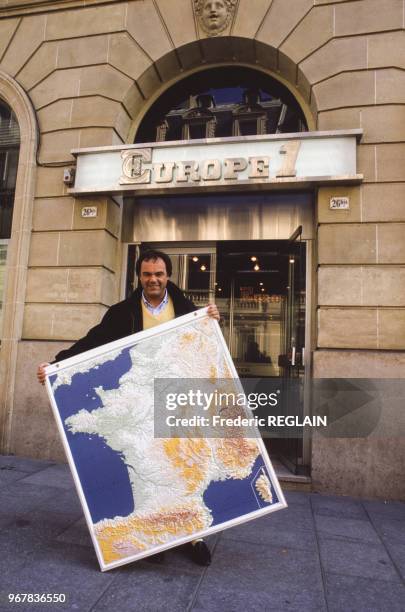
[128, 243, 216, 305]
[274, 227, 307, 473]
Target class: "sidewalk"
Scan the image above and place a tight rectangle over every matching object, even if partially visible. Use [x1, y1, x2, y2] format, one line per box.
[0, 455, 404, 612]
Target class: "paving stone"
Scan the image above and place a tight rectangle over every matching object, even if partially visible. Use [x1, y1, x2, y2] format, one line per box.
[0, 454, 55, 473]
[318, 536, 401, 582]
[20, 464, 75, 490]
[311, 494, 368, 520]
[382, 540, 405, 581]
[36, 488, 83, 515]
[0, 469, 29, 488]
[9, 509, 80, 543]
[1, 540, 114, 612]
[194, 538, 325, 612]
[201, 537, 322, 591]
[222, 507, 317, 552]
[192, 582, 327, 612]
[92, 564, 202, 612]
[371, 517, 405, 542]
[228, 504, 313, 536]
[0, 482, 64, 514]
[315, 515, 380, 544]
[0, 528, 40, 583]
[325, 572, 405, 612]
[56, 516, 93, 548]
[284, 491, 312, 507]
[0, 513, 15, 530]
[363, 499, 405, 521]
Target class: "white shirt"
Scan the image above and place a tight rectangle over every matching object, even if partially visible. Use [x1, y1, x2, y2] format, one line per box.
[141, 289, 169, 316]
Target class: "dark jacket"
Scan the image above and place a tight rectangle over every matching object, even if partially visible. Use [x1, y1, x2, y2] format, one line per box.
[54, 281, 197, 362]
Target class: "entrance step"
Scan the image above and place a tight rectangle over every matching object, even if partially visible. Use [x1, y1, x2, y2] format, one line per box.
[273, 458, 312, 492]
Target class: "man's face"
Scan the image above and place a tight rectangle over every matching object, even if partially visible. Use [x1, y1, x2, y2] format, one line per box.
[202, 0, 227, 30]
[139, 258, 169, 301]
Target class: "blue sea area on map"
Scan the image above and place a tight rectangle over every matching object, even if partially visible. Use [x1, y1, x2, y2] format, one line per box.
[203, 455, 278, 526]
[50, 347, 135, 523]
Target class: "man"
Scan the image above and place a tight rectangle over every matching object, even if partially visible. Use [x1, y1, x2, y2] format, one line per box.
[37, 249, 219, 566]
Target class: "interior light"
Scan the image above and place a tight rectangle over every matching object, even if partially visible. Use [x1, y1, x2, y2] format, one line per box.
[289, 258, 295, 264]
[254, 264, 260, 271]
[261, 288, 265, 292]
[259, 282, 264, 286]
[192, 256, 199, 262]
[218, 287, 222, 292]
[250, 256, 257, 262]
[200, 265, 206, 271]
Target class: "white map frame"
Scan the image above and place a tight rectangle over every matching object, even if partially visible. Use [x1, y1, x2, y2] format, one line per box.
[45, 308, 287, 571]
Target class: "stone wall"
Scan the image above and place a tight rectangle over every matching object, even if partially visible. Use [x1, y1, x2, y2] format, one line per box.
[0, 0, 403, 496]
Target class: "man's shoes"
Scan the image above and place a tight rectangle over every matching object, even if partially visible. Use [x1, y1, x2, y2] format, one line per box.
[189, 539, 211, 566]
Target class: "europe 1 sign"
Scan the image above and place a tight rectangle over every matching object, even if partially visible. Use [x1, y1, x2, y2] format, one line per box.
[69, 130, 363, 196]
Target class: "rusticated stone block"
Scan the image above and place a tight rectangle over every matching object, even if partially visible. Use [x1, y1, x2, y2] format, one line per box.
[108, 32, 150, 81]
[377, 223, 405, 263]
[256, 0, 313, 49]
[318, 224, 377, 264]
[378, 309, 405, 349]
[37, 100, 73, 133]
[25, 267, 116, 306]
[22, 303, 107, 341]
[335, 0, 402, 36]
[17, 42, 58, 91]
[33, 198, 74, 231]
[313, 349, 405, 378]
[57, 230, 117, 271]
[0, 18, 19, 60]
[156, 0, 197, 47]
[318, 307, 378, 349]
[45, 4, 126, 39]
[317, 186, 361, 223]
[126, 0, 172, 61]
[280, 5, 333, 65]
[313, 71, 375, 112]
[1, 14, 46, 76]
[57, 35, 108, 69]
[362, 184, 405, 222]
[300, 36, 367, 85]
[318, 266, 405, 306]
[35, 167, 67, 198]
[368, 31, 405, 69]
[376, 69, 405, 104]
[73, 197, 121, 237]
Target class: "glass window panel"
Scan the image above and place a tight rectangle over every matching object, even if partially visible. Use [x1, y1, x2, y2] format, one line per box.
[0, 101, 20, 340]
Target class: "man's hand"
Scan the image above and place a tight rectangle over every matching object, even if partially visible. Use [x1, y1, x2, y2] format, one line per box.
[207, 304, 220, 321]
[37, 362, 50, 386]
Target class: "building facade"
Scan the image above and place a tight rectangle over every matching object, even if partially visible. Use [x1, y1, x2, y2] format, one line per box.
[0, 0, 404, 499]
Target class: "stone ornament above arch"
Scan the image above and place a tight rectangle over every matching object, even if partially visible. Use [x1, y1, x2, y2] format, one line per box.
[193, 0, 238, 37]
[0, 69, 37, 452]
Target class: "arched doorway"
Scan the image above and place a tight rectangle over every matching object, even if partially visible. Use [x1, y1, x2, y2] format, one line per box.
[124, 65, 313, 477]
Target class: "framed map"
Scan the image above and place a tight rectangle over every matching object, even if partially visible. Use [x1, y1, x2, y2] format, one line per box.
[45, 308, 287, 571]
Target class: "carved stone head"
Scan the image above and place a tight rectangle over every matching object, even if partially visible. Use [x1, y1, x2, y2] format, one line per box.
[194, 0, 237, 36]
